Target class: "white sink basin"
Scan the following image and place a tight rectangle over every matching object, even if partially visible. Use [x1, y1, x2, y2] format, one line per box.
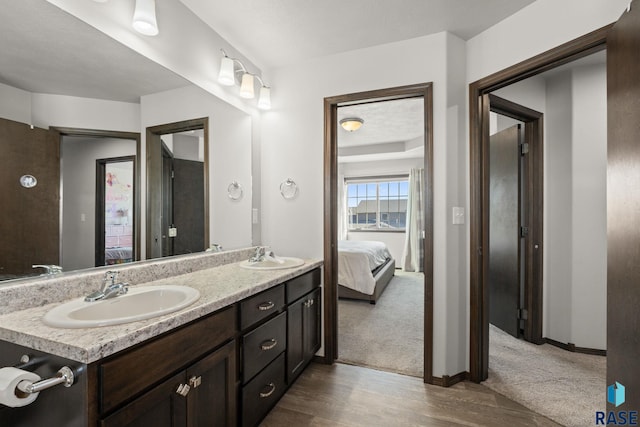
[239, 257, 305, 270]
[43, 285, 200, 328]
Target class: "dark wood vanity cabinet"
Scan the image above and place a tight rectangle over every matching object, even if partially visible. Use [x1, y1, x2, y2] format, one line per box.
[0, 267, 321, 427]
[285, 268, 321, 383]
[98, 306, 238, 427]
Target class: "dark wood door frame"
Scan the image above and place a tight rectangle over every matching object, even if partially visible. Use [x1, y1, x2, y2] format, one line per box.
[488, 94, 543, 344]
[468, 25, 611, 382]
[324, 83, 434, 383]
[54, 127, 141, 263]
[146, 118, 209, 259]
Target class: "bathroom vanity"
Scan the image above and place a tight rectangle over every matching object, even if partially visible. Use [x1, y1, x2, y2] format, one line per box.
[0, 250, 322, 427]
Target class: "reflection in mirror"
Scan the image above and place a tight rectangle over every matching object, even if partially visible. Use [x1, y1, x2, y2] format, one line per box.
[0, 1, 255, 284]
[146, 118, 209, 259]
[59, 131, 140, 272]
[97, 157, 135, 267]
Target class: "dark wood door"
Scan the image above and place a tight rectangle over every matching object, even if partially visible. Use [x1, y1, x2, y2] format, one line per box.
[100, 371, 187, 427]
[607, 0, 640, 410]
[173, 159, 205, 255]
[489, 125, 521, 338]
[0, 118, 59, 279]
[186, 341, 237, 427]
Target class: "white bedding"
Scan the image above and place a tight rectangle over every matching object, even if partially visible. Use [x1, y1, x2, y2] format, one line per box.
[338, 240, 392, 295]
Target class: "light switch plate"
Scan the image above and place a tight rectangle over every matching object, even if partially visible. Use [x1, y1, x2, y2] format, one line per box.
[168, 227, 177, 237]
[452, 207, 465, 225]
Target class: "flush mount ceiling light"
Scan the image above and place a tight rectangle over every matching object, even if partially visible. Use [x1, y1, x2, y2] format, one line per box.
[339, 117, 364, 132]
[218, 49, 271, 110]
[132, 0, 159, 36]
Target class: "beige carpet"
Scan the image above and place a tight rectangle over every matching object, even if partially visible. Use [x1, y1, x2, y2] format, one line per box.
[483, 324, 606, 427]
[338, 271, 423, 378]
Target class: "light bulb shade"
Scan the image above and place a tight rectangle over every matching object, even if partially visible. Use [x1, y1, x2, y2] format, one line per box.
[258, 86, 271, 110]
[240, 73, 255, 99]
[218, 57, 235, 86]
[340, 117, 364, 132]
[133, 0, 159, 36]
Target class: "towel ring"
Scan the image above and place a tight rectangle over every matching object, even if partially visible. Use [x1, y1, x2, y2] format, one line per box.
[227, 181, 243, 200]
[280, 178, 298, 199]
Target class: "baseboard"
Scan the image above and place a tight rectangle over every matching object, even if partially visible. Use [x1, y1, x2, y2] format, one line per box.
[430, 371, 469, 387]
[312, 354, 329, 364]
[545, 338, 606, 356]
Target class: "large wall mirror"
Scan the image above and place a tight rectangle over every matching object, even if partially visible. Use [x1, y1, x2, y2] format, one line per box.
[0, 0, 254, 283]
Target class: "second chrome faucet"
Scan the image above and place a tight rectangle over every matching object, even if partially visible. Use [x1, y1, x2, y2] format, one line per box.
[85, 270, 129, 302]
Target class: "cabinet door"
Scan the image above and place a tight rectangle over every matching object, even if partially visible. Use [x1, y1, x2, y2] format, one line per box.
[286, 288, 321, 384]
[186, 341, 237, 427]
[100, 371, 187, 427]
[286, 296, 305, 383]
[303, 288, 321, 359]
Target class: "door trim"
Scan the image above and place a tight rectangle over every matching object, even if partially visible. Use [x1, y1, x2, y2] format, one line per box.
[54, 127, 141, 263]
[468, 25, 611, 382]
[323, 83, 434, 383]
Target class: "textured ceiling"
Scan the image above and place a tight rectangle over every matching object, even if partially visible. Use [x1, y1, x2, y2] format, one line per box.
[179, 0, 536, 69]
[0, 0, 189, 103]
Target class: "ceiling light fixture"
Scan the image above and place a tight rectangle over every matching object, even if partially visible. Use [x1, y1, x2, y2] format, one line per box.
[218, 49, 271, 110]
[340, 117, 364, 132]
[132, 0, 159, 36]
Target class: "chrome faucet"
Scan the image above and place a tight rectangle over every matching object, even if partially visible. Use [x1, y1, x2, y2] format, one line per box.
[85, 270, 129, 302]
[32, 264, 63, 275]
[249, 246, 276, 263]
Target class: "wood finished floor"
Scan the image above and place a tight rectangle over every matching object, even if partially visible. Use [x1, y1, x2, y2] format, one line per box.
[261, 363, 561, 426]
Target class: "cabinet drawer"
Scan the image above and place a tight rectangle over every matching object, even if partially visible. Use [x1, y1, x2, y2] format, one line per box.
[240, 284, 285, 330]
[99, 305, 237, 414]
[242, 311, 286, 383]
[286, 268, 321, 303]
[241, 353, 286, 427]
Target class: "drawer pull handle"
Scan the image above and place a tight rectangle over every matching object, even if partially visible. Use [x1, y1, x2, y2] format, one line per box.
[259, 382, 276, 398]
[189, 375, 202, 388]
[258, 301, 275, 311]
[260, 338, 278, 351]
[176, 383, 191, 397]
[304, 298, 314, 308]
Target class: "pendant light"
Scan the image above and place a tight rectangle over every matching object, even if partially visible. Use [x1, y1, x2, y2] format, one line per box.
[133, 0, 159, 36]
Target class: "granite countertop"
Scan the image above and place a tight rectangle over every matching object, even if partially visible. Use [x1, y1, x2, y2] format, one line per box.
[0, 259, 322, 364]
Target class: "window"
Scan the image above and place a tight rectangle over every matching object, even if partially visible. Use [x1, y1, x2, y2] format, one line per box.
[346, 177, 408, 231]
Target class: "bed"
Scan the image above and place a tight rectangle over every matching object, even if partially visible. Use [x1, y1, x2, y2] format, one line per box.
[338, 240, 395, 304]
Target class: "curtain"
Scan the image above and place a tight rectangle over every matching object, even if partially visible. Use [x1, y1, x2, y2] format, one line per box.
[337, 175, 348, 241]
[402, 168, 425, 272]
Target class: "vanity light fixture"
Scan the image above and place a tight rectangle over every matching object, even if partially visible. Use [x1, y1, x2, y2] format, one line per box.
[132, 0, 159, 36]
[218, 50, 271, 110]
[339, 117, 364, 132]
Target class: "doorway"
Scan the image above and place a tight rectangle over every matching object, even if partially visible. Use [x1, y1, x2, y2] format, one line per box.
[324, 83, 435, 383]
[96, 156, 136, 266]
[469, 25, 610, 383]
[146, 118, 209, 259]
[56, 128, 141, 271]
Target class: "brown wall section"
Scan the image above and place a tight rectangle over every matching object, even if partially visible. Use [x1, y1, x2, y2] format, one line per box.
[0, 118, 59, 278]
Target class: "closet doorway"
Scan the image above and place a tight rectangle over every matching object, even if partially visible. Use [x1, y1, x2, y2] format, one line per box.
[324, 83, 435, 383]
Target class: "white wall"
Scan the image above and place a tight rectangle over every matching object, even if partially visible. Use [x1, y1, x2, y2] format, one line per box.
[261, 31, 469, 376]
[0, 83, 31, 123]
[570, 64, 607, 349]
[141, 85, 253, 253]
[61, 137, 136, 271]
